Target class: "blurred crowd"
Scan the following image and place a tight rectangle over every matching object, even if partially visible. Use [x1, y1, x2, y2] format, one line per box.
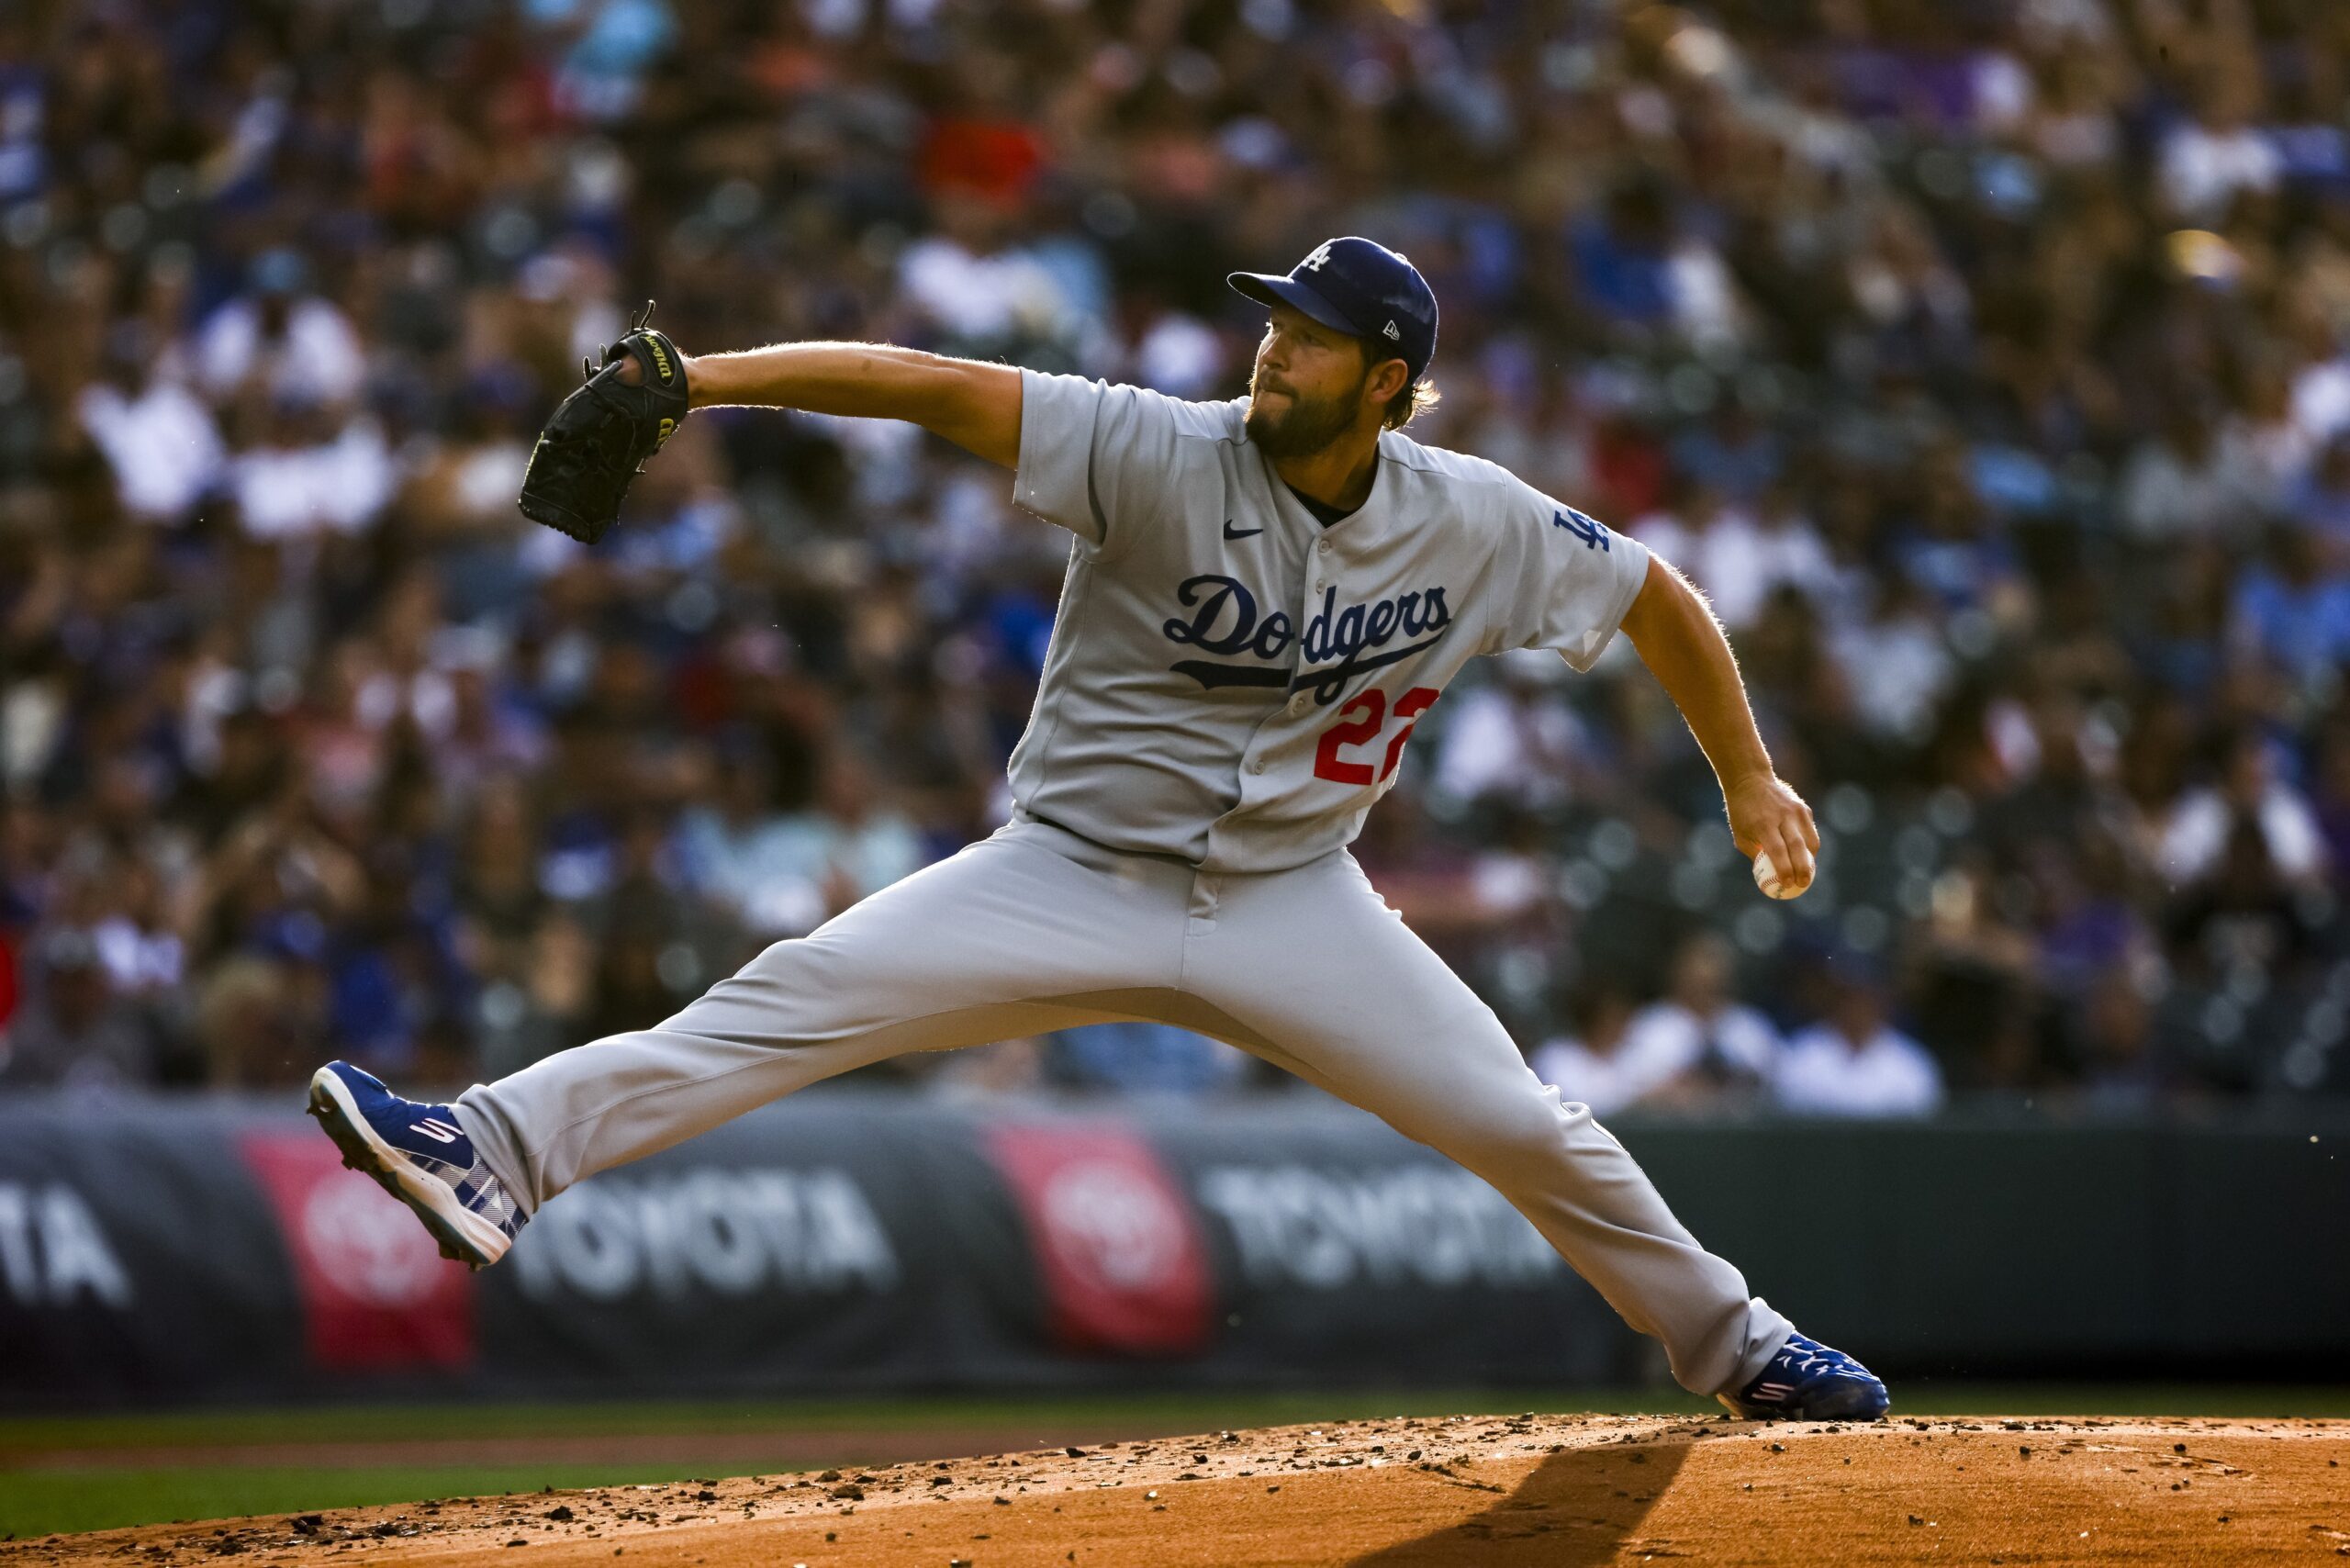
[3, 0, 2348, 1113]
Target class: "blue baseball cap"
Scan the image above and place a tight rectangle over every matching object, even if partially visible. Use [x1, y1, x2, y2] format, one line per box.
[1228, 237, 1438, 383]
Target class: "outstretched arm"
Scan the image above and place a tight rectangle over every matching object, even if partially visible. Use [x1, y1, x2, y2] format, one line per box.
[673, 342, 1024, 468]
[1617, 553, 1819, 893]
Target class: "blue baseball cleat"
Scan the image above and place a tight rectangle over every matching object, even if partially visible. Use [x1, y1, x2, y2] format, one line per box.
[1719, 1330, 1891, 1421]
[306, 1061, 525, 1271]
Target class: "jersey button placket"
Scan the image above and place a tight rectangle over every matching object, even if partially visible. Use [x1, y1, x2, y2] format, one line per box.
[1210, 510, 1304, 866]
[1295, 535, 1329, 738]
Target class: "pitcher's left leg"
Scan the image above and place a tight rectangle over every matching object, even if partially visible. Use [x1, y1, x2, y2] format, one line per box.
[1185, 850, 1790, 1399]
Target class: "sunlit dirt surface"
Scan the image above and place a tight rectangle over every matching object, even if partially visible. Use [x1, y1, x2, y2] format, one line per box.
[7, 1415, 2344, 1566]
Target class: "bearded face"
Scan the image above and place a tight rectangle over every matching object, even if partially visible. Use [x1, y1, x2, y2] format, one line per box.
[1244, 347, 1371, 458]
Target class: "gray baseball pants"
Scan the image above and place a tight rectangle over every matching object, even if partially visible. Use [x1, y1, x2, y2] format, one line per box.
[453, 814, 1792, 1396]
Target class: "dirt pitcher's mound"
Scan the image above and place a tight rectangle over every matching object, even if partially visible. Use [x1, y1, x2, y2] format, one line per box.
[8, 1415, 2344, 1566]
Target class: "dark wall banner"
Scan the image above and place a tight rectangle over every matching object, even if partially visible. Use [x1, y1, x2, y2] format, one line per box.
[465, 1098, 1636, 1401]
[0, 1102, 303, 1402]
[1, 1092, 2344, 1407]
[1610, 1112, 2350, 1379]
[477, 1097, 971, 1397]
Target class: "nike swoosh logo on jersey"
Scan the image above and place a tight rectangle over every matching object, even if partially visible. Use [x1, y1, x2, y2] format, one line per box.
[1222, 519, 1264, 539]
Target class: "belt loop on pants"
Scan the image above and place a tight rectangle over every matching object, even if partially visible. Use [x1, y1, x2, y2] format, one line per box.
[1187, 869, 1222, 926]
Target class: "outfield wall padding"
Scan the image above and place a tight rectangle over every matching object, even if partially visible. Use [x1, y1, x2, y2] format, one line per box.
[0, 1092, 2342, 1406]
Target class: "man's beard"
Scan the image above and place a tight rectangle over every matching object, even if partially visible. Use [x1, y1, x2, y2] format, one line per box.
[1245, 368, 1367, 458]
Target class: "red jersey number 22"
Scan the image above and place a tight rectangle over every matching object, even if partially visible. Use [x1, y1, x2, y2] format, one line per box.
[1313, 688, 1438, 787]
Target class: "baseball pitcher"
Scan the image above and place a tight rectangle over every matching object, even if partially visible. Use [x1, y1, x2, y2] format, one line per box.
[309, 239, 1887, 1421]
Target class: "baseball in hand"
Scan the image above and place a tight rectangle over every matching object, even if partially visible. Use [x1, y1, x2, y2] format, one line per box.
[1752, 848, 1807, 900]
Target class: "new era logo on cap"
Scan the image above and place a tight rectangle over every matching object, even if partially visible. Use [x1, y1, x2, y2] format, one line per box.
[1227, 237, 1439, 382]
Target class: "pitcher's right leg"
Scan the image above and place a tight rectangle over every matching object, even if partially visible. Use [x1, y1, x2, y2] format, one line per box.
[1181, 849, 1799, 1401]
[451, 821, 1188, 1211]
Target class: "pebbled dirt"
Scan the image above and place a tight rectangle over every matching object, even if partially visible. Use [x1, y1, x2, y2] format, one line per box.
[5, 1415, 2343, 1566]
[5, 1424, 1182, 1476]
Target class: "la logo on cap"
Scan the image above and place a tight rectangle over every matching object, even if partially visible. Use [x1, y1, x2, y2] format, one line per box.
[1301, 241, 1333, 271]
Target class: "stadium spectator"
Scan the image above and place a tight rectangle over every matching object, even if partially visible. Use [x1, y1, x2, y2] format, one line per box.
[2071, 964, 2174, 1114]
[1774, 958, 1946, 1119]
[1617, 933, 1784, 1111]
[1529, 984, 1657, 1120]
[2158, 730, 2329, 890]
[75, 322, 222, 526]
[0, 926, 162, 1090]
[193, 250, 367, 410]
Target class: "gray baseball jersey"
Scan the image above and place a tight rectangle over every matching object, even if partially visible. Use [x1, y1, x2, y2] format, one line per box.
[1007, 368, 1652, 872]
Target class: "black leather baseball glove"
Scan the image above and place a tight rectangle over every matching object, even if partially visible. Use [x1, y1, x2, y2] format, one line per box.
[516, 300, 690, 543]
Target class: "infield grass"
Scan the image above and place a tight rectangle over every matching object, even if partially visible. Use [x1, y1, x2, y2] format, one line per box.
[5, 1384, 2344, 1539]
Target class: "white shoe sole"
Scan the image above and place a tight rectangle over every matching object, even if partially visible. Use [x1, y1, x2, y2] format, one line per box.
[307, 1068, 510, 1270]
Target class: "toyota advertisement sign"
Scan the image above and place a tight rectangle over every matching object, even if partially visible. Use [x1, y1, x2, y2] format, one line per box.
[0, 1092, 1635, 1406]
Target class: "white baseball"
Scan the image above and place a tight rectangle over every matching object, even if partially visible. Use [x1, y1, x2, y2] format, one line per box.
[1752, 848, 1806, 900]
